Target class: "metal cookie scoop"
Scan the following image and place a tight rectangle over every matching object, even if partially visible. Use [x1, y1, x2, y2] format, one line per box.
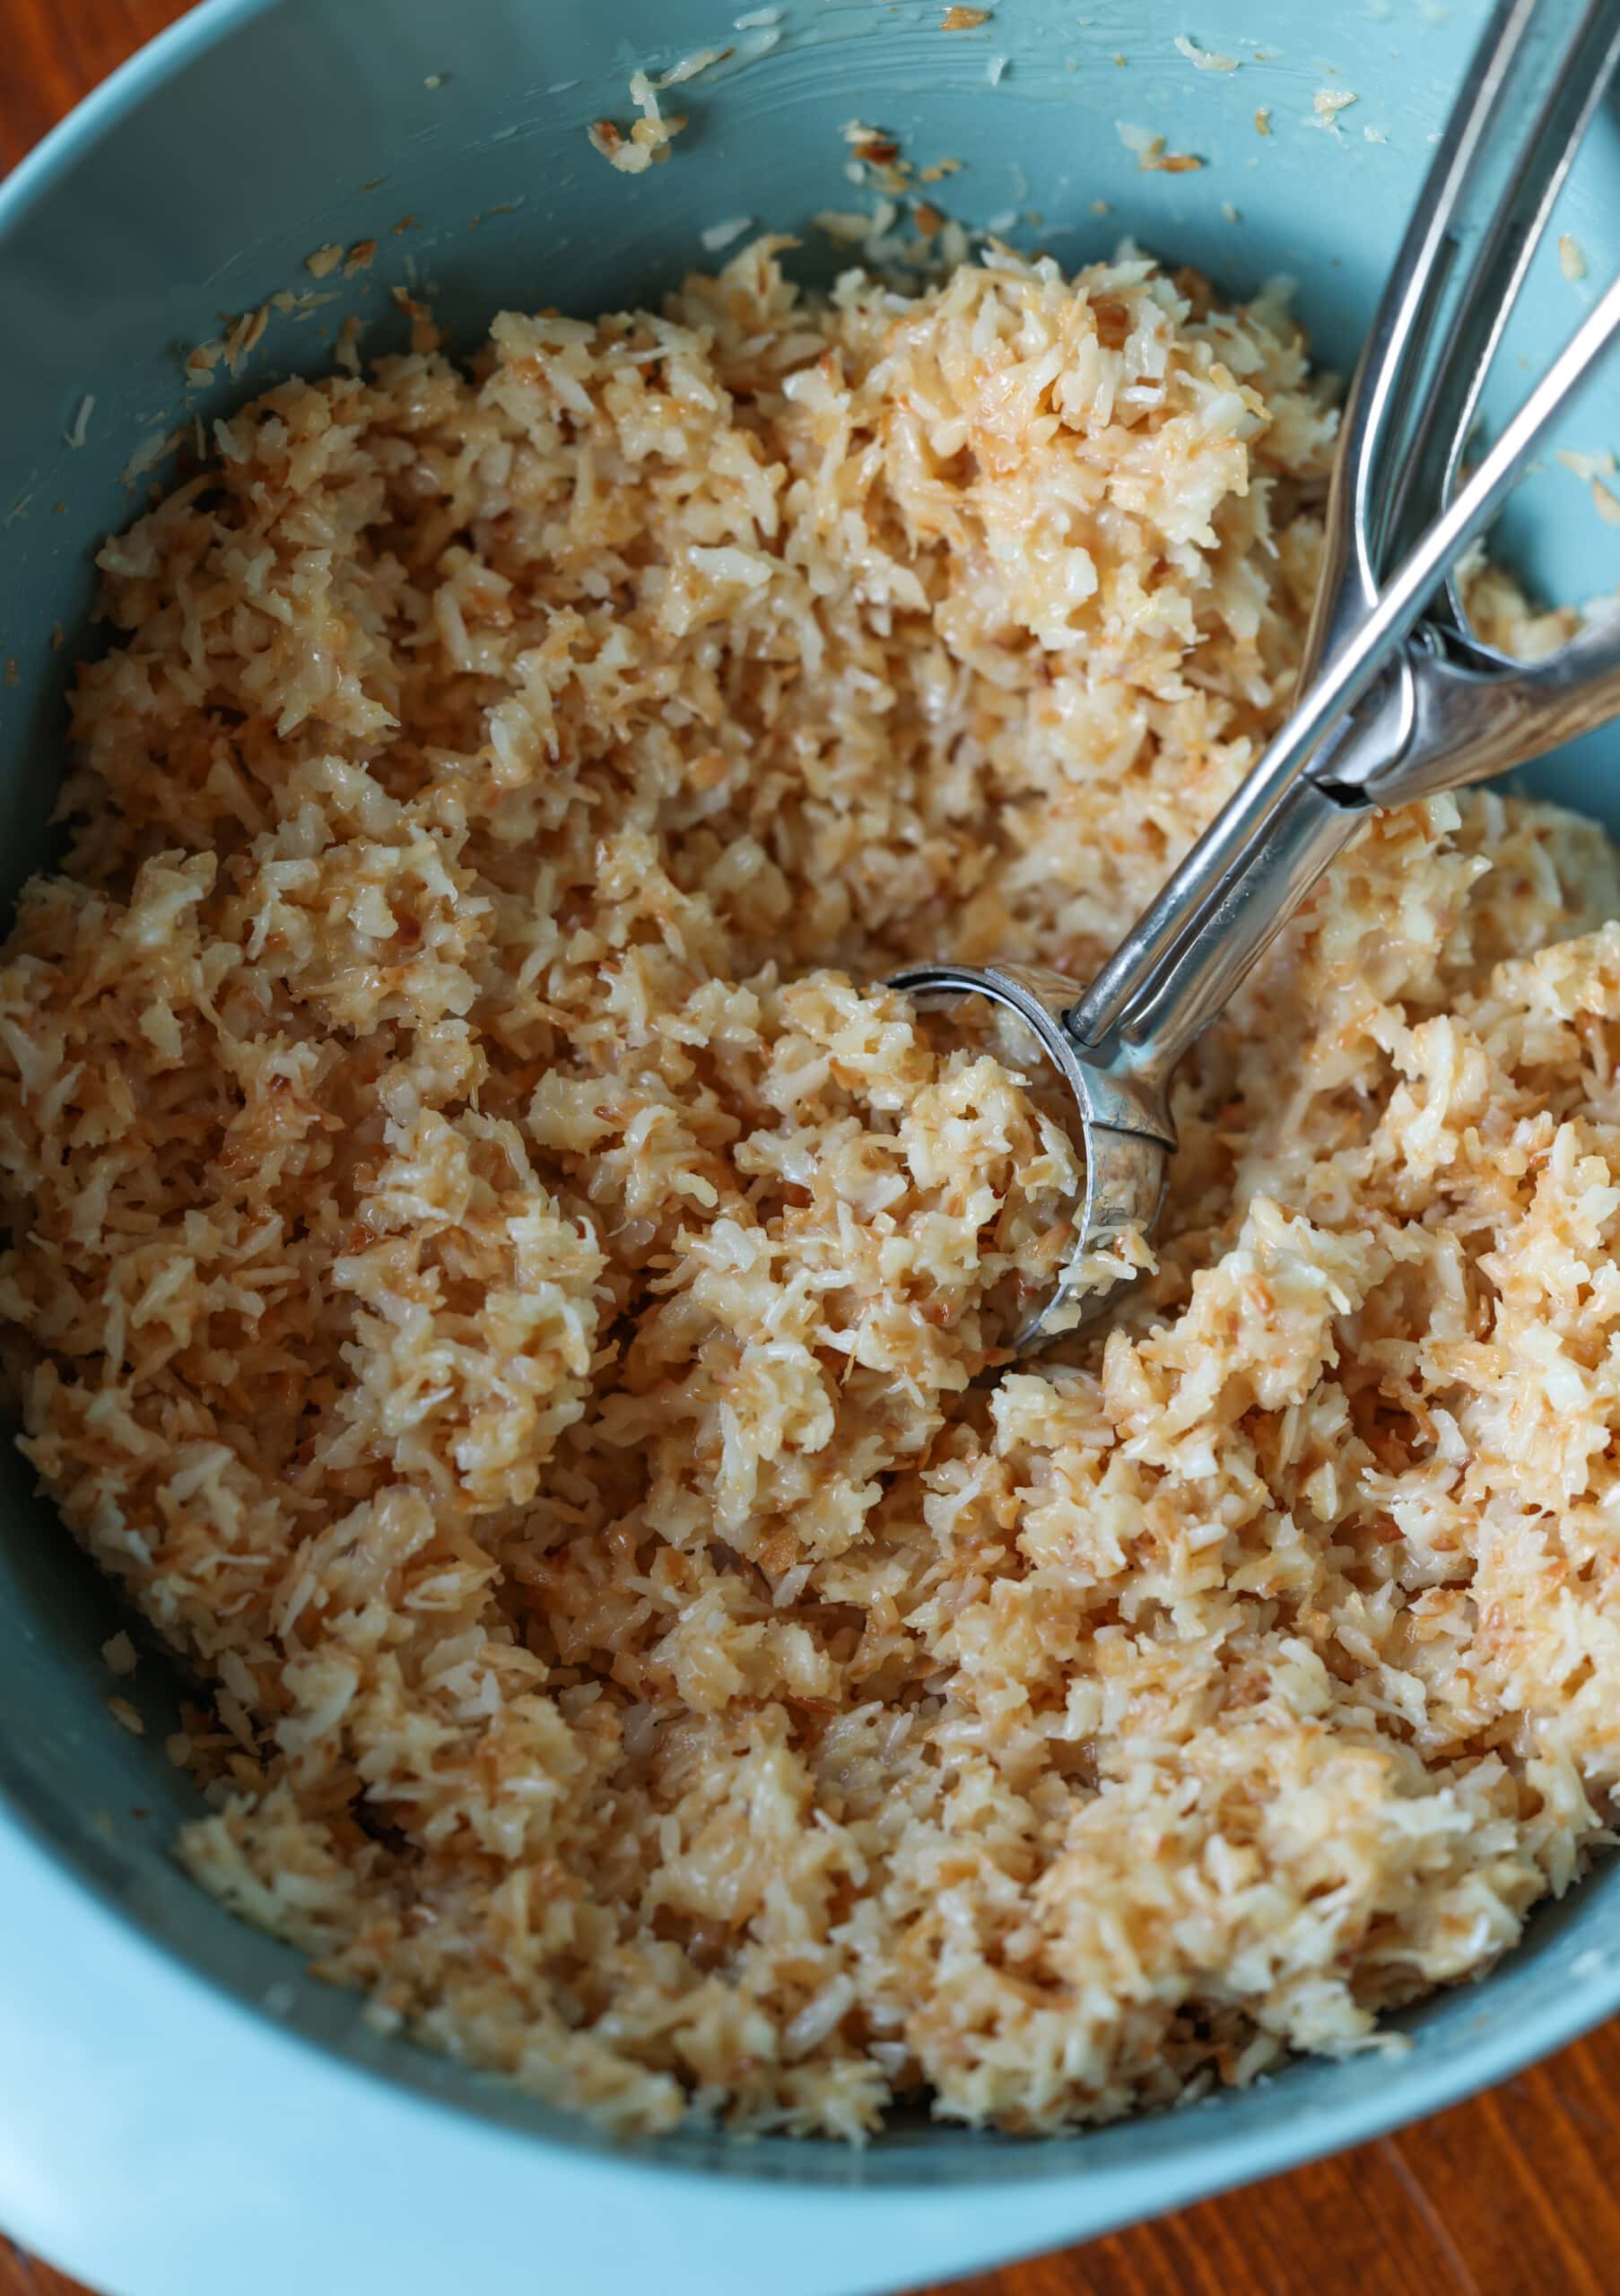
[896, 0, 1620, 1349]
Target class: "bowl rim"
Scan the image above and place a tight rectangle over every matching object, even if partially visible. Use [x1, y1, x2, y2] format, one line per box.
[13, 1796, 1620, 2296]
[5, 4, 1620, 2293]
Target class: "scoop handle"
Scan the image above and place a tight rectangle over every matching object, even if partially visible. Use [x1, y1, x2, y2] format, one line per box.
[1065, 266, 1620, 1092]
[1058, 768, 1366, 1102]
[1310, 0, 1620, 671]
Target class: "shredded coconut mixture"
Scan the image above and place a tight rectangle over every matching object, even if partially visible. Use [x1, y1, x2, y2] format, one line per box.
[4, 241, 1619, 2141]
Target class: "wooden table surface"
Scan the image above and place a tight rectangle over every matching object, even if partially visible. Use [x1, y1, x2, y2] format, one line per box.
[4, 6, 1620, 2294]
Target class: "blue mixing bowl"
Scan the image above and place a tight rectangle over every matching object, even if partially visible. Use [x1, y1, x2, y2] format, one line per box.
[1, 4, 1617, 2292]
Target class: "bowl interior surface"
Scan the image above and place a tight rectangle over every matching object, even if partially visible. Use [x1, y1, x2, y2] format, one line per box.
[3, 0, 1620, 2209]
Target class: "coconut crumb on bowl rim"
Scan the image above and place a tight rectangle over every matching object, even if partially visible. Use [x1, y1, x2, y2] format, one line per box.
[2, 236, 1618, 2143]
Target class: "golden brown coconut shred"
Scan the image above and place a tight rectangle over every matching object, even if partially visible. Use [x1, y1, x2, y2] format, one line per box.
[4, 241, 1620, 2140]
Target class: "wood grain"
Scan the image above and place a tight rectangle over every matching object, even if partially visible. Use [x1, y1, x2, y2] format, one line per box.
[3, 6, 1620, 2295]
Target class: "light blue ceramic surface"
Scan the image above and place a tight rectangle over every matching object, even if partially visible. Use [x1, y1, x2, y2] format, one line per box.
[1, 4, 1618, 2292]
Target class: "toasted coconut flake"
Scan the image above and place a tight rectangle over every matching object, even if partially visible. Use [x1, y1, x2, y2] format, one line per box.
[660, 46, 729, 84]
[102, 1631, 138, 1676]
[1556, 448, 1616, 481]
[119, 424, 184, 484]
[1174, 32, 1238, 69]
[1116, 119, 1163, 162]
[589, 70, 691, 173]
[701, 215, 754, 252]
[1310, 87, 1358, 130]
